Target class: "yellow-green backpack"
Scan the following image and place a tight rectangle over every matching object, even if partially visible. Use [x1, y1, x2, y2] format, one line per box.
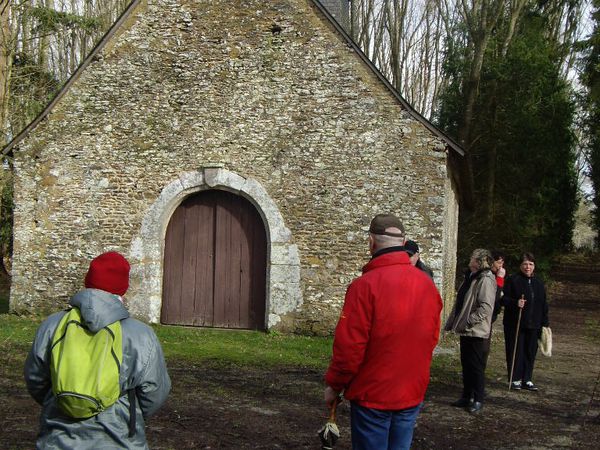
[50, 307, 123, 418]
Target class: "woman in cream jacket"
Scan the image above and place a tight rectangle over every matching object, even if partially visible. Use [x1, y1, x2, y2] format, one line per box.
[445, 248, 496, 414]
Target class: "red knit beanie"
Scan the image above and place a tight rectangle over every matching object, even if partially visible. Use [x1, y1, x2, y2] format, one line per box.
[84, 251, 130, 296]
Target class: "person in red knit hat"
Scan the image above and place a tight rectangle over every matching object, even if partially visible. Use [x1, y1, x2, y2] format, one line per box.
[84, 251, 131, 297]
[25, 251, 171, 449]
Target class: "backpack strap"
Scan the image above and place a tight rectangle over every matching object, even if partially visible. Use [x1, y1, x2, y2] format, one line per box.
[128, 389, 136, 437]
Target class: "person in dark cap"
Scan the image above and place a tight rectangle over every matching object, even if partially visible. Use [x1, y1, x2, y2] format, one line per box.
[25, 251, 171, 449]
[405, 239, 434, 279]
[324, 213, 442, 449]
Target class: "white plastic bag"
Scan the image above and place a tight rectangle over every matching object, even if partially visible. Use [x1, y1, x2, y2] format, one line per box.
[538, 326, 552, 357]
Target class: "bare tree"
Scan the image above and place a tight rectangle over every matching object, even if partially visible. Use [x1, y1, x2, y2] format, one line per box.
[1, 0, 130, 142]
[348, 1, 451, 119]
[0, 0, 131, 271]
[0, 0, 12, 145]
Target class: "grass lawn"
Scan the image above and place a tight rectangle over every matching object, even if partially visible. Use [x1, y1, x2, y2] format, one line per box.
[0, 313, 335, 370]
[155, 324, 333, 368]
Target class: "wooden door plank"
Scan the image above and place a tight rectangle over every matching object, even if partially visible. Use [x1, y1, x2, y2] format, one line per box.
[179, 197, 200, 325]
[160, 216, 175, 324]
[238, 203, 252, 329]
[161, 205, 186, 324]
[225, 194, 243, 328]
[213, 192, 230, 328]
[193, 194, 215, 326]
[250, 207, 267, 330]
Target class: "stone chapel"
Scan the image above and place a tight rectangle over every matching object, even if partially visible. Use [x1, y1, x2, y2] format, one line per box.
[3, 0, 463, 334]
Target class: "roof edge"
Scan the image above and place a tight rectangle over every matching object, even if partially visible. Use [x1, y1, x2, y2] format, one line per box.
[2, 0, 144, 157]
[310, 0, 464, 156]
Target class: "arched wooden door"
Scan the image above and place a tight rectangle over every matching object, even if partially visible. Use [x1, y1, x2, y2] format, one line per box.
[161, 190, 267, 330]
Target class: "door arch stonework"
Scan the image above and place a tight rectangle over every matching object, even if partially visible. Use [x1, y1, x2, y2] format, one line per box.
[127, 167, 302, 329]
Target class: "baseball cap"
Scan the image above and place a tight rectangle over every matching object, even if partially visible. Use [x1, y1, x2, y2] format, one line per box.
[368, 214, 405, 238]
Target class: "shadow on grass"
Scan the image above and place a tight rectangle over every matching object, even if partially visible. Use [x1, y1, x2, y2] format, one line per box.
[0, 270, 9, 314]
[0, 295, 8, 314]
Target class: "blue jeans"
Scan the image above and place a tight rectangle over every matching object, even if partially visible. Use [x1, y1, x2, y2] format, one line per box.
[350, 401, 423, 450]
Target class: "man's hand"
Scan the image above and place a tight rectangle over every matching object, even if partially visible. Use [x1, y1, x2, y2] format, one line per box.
[497, 267, 506, 278]
[324, 386, 340, 408]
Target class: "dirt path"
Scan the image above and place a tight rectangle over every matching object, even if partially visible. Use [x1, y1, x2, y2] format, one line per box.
[150, 262, 600, 449]
[2, 262, 599, 449]
[145, 262, 600, 449]
[413, 263, 600, 450]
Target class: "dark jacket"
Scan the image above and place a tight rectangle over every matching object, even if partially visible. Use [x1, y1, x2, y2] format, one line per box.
[24, 289, 171, 449]
[491, 274, 505, 323]
[416, 259, 434, 279]
[502, 272, 549, 330]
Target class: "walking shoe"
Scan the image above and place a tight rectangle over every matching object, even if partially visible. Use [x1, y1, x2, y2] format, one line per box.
[468, 401, 483, 414]
[451, 397, 474, 407]
[523, 381, 538, 391]
[510, 380, 522, 390]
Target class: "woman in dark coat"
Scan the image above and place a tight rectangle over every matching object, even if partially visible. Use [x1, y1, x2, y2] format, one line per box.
[502, 252, 549, 391]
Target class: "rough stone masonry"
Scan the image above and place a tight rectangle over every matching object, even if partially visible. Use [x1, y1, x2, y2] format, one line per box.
[7, 0, 459, 334]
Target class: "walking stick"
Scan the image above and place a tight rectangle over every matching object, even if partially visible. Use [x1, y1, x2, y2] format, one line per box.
[509, 295, 525, 390]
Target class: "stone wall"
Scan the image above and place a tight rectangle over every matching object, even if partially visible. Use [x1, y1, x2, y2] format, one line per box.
[10, 0, 457, 333]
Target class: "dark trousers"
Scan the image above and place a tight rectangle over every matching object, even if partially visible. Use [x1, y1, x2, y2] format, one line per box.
[482, 328, 492, 367]
[459, 336, 487, 403]
[504, 326, 539, 382]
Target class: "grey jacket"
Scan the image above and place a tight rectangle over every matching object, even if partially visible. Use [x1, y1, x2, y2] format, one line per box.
[445, 270, 496, 338]
[24, 289, 171, 449]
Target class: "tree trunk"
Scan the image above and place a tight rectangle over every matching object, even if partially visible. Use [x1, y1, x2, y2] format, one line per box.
[0, 0, 12, 146]
[456, 0, 504, 209]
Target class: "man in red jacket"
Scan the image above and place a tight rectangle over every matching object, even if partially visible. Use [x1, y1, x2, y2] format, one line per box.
[324, 214, 442, 450]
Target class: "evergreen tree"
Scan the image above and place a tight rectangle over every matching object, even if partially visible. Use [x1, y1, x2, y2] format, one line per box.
[580, 0, 600, 243]
[437, 8, 578, 264]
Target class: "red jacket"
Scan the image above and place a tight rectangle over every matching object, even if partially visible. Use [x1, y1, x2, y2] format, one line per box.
[325, 250, 442, 410]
